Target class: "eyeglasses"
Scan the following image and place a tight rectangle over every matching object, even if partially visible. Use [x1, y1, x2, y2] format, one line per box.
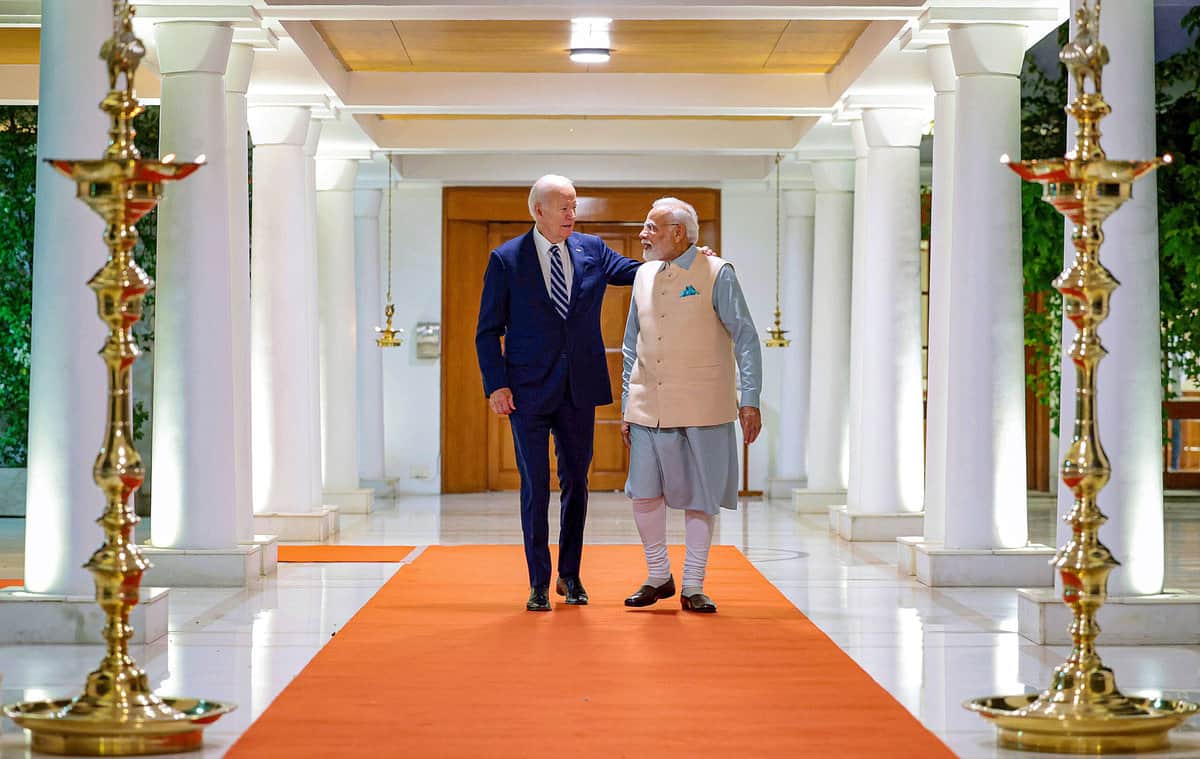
[641, 222, 682, 233]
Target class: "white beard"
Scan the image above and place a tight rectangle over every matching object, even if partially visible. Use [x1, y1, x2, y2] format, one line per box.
[642, 247, 663, 261]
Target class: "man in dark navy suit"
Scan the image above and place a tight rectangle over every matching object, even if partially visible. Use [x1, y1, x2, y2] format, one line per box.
[476, 175, 641, 611]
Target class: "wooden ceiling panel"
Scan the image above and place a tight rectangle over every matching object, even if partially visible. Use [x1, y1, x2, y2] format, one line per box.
[313, 19, 867, 74]
[0, 29, 39, 65]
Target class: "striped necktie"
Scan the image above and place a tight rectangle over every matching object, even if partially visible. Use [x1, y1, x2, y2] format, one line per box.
[549, 244, 569, 319]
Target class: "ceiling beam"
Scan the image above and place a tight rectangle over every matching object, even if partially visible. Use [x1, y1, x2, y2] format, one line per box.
[392, 151, 775, 184]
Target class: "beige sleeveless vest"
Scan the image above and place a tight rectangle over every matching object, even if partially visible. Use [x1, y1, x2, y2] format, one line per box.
[624, 253, 738, 428]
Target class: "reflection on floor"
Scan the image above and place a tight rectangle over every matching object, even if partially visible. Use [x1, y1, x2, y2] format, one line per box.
[2, 492, 1200, 758]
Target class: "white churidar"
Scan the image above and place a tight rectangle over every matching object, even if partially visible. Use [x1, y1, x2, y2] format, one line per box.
[248, 106, 316, 515]
[225, 43, 254, 544]
[22, 0, 110, 595]
[1056, 0, 1163, 596]
[805, 161, 855, 492]
[854, 108, 925, 516]
[316, 160, 363, 492]
[303, 122, 324, 509]
[150, 22, 237, 550]
[923, 44, 956, 545]
[771, 188, 815, 495]
[942, 24, 1028, 549]
[843, 120, 870, 517]
[354, 187, 386, 480]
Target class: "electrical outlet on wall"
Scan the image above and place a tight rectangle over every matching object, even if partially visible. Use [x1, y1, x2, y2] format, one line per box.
[411, 464, 433, 480]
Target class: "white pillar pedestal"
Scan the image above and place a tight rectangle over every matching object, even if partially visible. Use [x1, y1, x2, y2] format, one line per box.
[317, 159, 374, 516]
[22, 0, 110, 599]
[151, 21, 241, 561]
[771, 188, 815, 498]
[912, 543, 1054, 587]
[792, 488, 846, 514]
[1019, 588, 1200, 645]
[248, 106, 338, 541]
[0, 587, 167, 645]
[847, 108, 926, 526]
[794, 160, 854, 512]
[829, 505, 923, 543]
[354, 187, 386, 482]
[141, 543, 261, 587]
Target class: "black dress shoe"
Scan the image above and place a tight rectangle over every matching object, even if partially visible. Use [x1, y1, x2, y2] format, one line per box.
[555, 575, 589, 605]
[624, 575, 676, 607]
[526, 585, 551, 612]
[681, 591, 717, 613]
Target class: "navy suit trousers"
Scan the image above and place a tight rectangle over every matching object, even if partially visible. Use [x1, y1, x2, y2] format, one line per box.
[508, 391, 595, 588]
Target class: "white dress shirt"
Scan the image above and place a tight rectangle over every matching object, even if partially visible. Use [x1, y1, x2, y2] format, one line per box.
[531, 225, 573, 303]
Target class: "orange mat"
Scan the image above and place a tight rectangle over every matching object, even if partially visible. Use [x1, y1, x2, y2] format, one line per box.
[228, 545, 954, 758]
[276, 545, 415, 563]
[0, 579, 19, 589]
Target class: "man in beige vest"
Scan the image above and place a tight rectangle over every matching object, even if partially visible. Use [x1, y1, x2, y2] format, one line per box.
[621, 197, 762, 613]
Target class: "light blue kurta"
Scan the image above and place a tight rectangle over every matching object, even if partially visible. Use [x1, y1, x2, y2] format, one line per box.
[621, 246, 762, 514]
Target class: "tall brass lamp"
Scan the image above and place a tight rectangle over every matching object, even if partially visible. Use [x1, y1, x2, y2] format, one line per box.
[2, 1, 234, 754]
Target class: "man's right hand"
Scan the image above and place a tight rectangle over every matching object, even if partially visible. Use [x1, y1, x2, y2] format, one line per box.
[621, 421, 631, 448]
[489, 387, 516, 416]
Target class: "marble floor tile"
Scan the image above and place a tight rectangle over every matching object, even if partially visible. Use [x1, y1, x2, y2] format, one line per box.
[3, 494, 1200, 758]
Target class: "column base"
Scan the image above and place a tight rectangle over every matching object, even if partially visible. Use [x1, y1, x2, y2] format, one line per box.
[322, 488, 374, 514]
[896, 535, 922, 575]
[829, 506, 923, 541]
[243, 534, 279, 577]
[140, 544, 262, 587]
[767, 478, 805, 500]
[361, 478, 397, 499]
[1018, 587, 1200, 645]
[793, 488, 846, 514]
[912, 542, 1055, 587]
[0, 586, 168, 644]
[254, 506, 340, 542]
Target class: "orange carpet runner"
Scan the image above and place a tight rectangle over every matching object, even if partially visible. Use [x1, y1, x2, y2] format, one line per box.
[277, 545, 415, 563]
[229, 545, 955, 758]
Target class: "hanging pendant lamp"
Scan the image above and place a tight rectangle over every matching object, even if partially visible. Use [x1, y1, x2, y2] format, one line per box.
[375, 155, 404, 348]
[765, 152, 790, 348]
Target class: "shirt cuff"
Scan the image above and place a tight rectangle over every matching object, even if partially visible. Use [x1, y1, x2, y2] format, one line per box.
[738, 390, 760, 409]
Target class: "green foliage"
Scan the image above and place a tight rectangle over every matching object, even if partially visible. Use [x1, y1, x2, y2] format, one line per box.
[1157, 8, 1200, 396]
[1020, 49, 1067, 433]
[0, 106, 36, 465]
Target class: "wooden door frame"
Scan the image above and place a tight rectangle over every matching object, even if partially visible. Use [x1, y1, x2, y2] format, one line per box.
[441, 186, 722, 492]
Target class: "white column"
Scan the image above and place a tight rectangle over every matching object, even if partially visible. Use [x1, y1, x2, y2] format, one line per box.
[225, 43, 254, 545]
[803, 160, 855, 498]
[354, 187, 386, 481]
[22, 0, 110, 596]
[770, 188, 814, 497]
[248, 107, 315, 515]
[150, 22, 237, 550]
[843, 120, 870, 523]
[942, 24, 1028, 549]
[922, 44, 956, 546]
[1058, 0, 1163, 596]
[317, 159, 373, 514]
[853, 108, 925, 518]
[303, 122, 324, 512]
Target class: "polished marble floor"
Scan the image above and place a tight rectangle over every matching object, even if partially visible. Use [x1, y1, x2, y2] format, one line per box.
[2, 493, 1200, 757]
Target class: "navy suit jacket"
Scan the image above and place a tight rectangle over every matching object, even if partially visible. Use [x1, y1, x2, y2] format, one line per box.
[476, 230, 640, 414]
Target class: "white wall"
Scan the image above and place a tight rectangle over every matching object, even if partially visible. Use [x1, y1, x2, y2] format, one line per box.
[720, 183, 785, 492]
[379, 182, 442, 494]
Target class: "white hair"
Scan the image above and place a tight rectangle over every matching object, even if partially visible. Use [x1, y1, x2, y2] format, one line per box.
[651, 197, 699, 243]
[528, 174, 575, 219]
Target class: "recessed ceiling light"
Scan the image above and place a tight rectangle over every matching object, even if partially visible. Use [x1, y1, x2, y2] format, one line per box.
[569, 17, 611, 64]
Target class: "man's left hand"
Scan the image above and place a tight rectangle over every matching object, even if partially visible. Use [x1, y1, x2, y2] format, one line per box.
[739, 407, 761, 444]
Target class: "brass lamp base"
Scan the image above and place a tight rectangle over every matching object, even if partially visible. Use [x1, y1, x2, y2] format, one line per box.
[965, 694, 1199, 754]
[5, 697, 236, 756]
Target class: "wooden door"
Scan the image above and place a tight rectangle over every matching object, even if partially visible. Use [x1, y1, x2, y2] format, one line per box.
[485, 223, 638, 491]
